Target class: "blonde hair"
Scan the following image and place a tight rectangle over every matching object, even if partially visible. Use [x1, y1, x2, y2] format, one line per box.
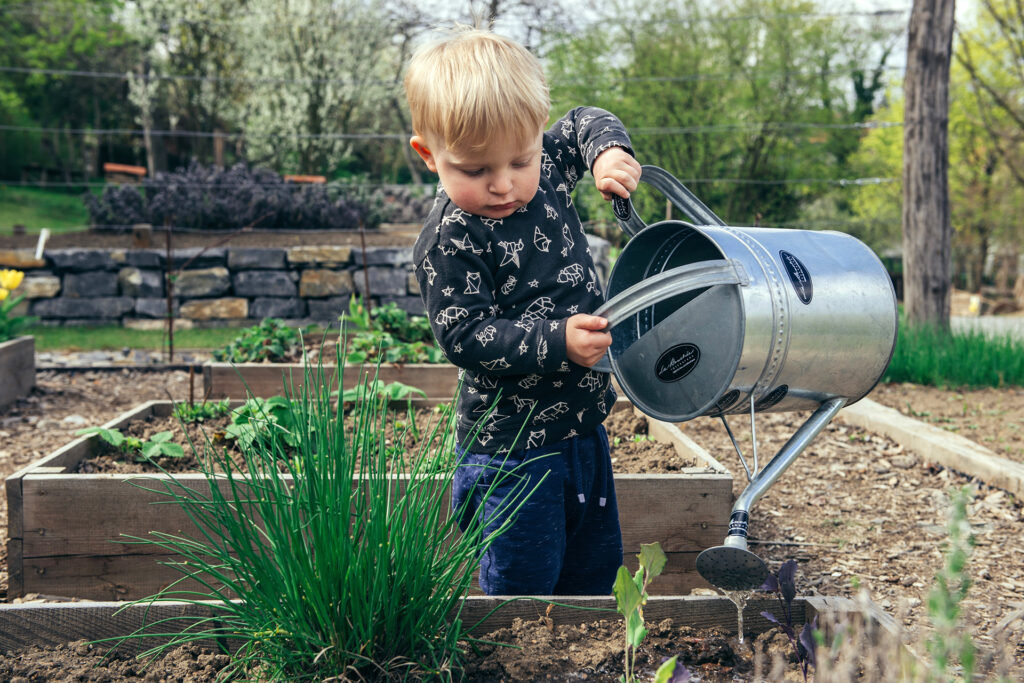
[404, 28, 550, 152]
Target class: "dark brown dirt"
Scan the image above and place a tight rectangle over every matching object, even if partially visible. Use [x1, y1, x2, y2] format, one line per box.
[1, 373, 1022, 680]
[66, 401, 699, 476]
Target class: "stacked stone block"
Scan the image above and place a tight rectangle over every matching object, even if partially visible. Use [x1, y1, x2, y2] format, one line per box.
[0, 235, 609, 327]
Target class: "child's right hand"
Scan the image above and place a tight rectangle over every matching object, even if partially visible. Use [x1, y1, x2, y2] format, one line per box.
[566, 314, 613, 367]
[592, 147, 642, 201]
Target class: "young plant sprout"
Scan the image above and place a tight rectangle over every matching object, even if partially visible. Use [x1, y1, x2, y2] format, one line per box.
[759, 558, 818, 681]
[75, 426, 185, 462]
[613, 542, 691, 683]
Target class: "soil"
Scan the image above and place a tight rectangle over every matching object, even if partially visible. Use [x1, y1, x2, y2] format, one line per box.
[1, 370, 1023, 680]
[69, 402, 701, 476]
[0, 227, 416, 251]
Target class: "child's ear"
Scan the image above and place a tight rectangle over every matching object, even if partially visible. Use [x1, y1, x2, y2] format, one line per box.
[410, 136, 438, 173]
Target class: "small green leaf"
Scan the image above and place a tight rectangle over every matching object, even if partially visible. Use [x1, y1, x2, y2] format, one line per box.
[150, 431, 173, 443]
[625, 610, 647, 649]
[613, 565, 642, 617]
[653, 655, 679, 683]
[632, 567, 644, 594]
[159, 442, 185, 458]
[638, 542, 667, 580]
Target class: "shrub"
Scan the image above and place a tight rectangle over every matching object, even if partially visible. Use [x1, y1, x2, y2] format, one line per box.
[83, 161, 384, 231]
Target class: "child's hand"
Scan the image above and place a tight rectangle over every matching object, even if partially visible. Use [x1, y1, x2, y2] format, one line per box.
[592, 147, 642, 201]
[566, 314, 613, 367]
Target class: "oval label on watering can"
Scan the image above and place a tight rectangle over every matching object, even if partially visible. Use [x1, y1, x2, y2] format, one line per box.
[779, 250, 813, 304]
[655, 343, 700, 382]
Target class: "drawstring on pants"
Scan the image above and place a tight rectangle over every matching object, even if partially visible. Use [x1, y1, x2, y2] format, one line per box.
[568, 431, 609, 507]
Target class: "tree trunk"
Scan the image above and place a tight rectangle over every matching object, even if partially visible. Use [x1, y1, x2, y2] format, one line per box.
[902, 0, 956, 329]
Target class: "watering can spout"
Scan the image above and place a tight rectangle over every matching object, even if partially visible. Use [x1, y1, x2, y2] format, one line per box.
[696, 397, 847, 591]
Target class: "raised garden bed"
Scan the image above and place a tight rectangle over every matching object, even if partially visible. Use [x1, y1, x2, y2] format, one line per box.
[0, 336, 34, 410]
[0, 594, 902, 680]
[5, 398, 732, 601]
[202, 360, 459, 400]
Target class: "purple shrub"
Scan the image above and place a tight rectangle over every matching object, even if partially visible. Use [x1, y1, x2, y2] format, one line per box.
[84, 161, 380, 231]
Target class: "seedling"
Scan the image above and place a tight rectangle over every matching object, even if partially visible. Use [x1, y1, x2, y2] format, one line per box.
[759, 559, 817, 681]
[212, 317, 310, 363]
[339, 380, 426, 405]
[173, 399, 232, 423]
[224, 396, 300, 451]
[75, 427, 185, 462]
[614, 541, 679, 683]
[340, 295, 445, 364]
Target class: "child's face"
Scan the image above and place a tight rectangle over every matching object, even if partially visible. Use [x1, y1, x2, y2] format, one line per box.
[411, 130, 543, 220]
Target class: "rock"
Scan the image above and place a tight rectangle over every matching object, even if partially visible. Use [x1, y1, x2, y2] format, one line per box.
[232, 270, 297, 297]
[30, 297, 133, 319]
[118, 267, 164, 297]
[61, 414, 88, 427]
[287, 246, 353, 266]
[63, 271, 118, 297]
[299, 269, 354, 298]
[47, 248, 116, 272]
[891, 455, 917, 469]
[21, 274, 61, 298]
[249, 297, 306, 319]
[173, 267, 230, 298]
[179, 297, 248, 320]
[362, 246, 414, 266]
[354, 266, 408, 297]
[227, 247, 287, 270]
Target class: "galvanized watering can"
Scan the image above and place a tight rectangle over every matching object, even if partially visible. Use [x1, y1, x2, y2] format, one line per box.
[594, 166, 898, 591]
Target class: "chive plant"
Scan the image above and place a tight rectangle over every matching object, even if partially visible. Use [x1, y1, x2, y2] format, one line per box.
[117, 351, 538, 680]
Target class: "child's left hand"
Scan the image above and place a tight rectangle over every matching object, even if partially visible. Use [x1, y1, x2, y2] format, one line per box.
[592, 147, 642, 201]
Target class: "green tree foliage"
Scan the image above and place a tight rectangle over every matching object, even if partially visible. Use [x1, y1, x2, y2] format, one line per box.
[957, 0, 1024, 191]
[545, 0, 898, 229]
[123, 0, 249, 170]
[849, 63, 1024, 279]
[235, 0, 405, 176]
[0, 0, 137, 180]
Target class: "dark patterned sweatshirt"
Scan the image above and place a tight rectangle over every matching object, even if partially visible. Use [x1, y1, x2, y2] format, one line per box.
[413, 107, 633, 454]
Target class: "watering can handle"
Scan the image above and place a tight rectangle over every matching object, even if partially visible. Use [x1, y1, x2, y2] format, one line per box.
[612, 165, 727, 237]
[593, 258, 747, 329]
[590, 258, 746, 373]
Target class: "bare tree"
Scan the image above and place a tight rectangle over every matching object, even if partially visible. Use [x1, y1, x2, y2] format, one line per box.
[902, 0, 956, 328]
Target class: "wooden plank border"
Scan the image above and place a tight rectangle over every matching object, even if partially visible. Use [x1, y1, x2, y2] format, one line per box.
[202, 362, 461, 400]
[0, 595, 856, 656]
[0, 335, 35, 410]
[840, 398, 1024, 498]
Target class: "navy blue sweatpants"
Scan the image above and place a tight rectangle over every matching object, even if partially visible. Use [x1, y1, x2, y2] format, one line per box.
[451, 425, 623, 595]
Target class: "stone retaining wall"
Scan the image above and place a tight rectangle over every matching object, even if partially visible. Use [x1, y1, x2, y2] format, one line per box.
[2, 236, 611, 328]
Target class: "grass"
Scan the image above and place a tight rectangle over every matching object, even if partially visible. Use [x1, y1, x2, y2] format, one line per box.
[27, 324, 250, 352]
[883, 319, 1024, 388]
[0, 186, 92, 234]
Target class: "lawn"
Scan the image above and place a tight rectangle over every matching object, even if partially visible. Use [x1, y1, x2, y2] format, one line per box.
[0, 186, 93, 233]
[28, 324, 248, 352]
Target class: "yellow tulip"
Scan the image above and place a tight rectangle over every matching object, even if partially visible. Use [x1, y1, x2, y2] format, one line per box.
[0, 288, 8, 302]
[0, 269, 23, 291]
